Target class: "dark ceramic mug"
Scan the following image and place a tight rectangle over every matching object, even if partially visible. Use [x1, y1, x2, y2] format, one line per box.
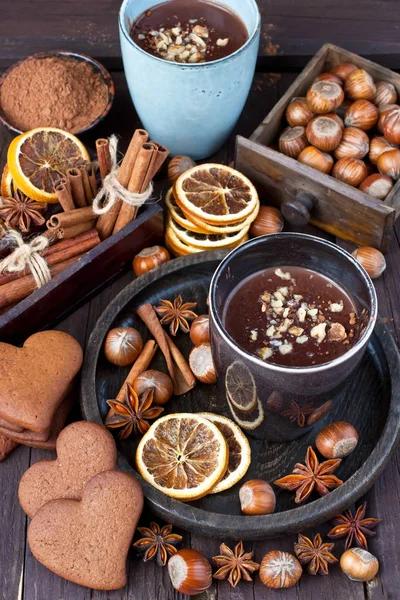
[209, 233, 378, 441]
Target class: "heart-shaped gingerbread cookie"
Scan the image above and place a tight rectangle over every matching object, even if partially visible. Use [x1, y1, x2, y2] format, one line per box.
[19, 421, 117, 517]
[28, 470, 143, 590]
[0, 331, 83, 433]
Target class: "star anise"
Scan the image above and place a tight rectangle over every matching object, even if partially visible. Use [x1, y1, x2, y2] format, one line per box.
[212, 541, 260, 587]
[155, 295, 198, 336]
[328, 502, 381, 550]
[133, 522, 182, 566]
[274, 446, 343, 504]
[282, 400, 314, 427]
[294, 533, 338, 575]
[0, 191, 47, 233]
[105, 384, 164, 439]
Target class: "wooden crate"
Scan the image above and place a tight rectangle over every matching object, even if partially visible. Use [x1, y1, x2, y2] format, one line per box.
[0, 204, 163, 343]
[235, 43, 400, 252]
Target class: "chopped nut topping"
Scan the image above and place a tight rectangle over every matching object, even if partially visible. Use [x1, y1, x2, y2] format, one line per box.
[275, 268, 292, 280]
[274, 291, 286, 302]
[190, 32, 206, 47]
[250, 266, 360, 366]
[297, 306, 307, 322]
[258, 347, 274, 360]
[330, 300, 344, 313]
[289, 326, 304, 337]
[279, 342, 293, 355]
[217, 38, 229, 47]
[193, 24, 209, 38]
[249, 330, 258, 341]
[271, 298, 283, 308]
[189, 51, 205, 63]
[279, 318, 293, 333]
[349, 312, 357, 325]
[328, 323, 347, 341]
[311, 322, 327, 343]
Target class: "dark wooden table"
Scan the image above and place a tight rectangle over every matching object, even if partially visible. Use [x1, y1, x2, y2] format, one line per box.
[1, 3, 400, 599]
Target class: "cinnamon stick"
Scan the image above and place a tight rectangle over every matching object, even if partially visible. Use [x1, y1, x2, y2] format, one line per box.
[154, 145, 170, 175]
[59, 177, 71, 196]
[113, 143, 155, 234]
[106, 339, 158, 421]
[0, 230, 100, 286]
[132, 143, 169, 220]
[96, 129, 149, 240]
[0, 256, 84, 310]
[57, 222, 94, 239]
[87, 163, 98, 196]
[48, 206, 94, 229]
[118, 129, 149, 185]
[79, 163, 93, 203]
[136, 303, 196, 395]
[96, 138, 112, 181]
[67, 168, 87, 208]
[55, 182, 75, 211]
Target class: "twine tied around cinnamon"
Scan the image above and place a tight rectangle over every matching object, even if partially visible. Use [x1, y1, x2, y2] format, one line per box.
[92, 135, 154, 216]
[0, 230, 51, 288]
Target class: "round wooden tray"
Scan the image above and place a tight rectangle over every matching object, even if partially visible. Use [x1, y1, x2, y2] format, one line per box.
[81, 250, 400, 540]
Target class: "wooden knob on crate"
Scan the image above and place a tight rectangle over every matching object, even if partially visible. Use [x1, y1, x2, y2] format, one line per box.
[281, 191, 316, 226]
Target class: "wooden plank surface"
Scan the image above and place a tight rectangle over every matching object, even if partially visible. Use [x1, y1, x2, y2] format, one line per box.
[1, 69, 399, 600]
[2, 0, 400, 70]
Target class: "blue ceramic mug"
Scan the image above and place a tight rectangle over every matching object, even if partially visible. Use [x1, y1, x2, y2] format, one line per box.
[119, 0, 261, 159]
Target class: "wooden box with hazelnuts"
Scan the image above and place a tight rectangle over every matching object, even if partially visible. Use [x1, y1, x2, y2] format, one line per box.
[236, 43, 400, 252]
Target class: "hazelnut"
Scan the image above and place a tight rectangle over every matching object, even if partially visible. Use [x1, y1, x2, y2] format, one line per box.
[260, 551, 302, 589]
[239, 480, 276, 515]
[316, 421, 359, 458]
[340, 548, 379, 582]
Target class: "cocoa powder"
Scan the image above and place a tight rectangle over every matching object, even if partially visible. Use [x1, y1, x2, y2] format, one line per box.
[0, 56, 109, 133]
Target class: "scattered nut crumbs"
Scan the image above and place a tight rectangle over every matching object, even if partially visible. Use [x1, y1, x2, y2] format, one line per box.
[251, 268, 360, 365]
[135, 20, 230, 63]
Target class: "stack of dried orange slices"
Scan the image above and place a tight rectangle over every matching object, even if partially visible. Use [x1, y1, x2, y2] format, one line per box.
[136, 412, 251, 501]
[165, 163, 260, 256]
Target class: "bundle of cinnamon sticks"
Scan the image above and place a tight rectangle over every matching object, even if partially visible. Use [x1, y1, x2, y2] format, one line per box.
[95, 129, 168, 240]
[0, 229, 101, 310]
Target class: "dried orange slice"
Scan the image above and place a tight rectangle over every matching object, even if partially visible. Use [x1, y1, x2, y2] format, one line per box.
[168, 214, 250, 249]
[180, 199, 260, 234]
[174, 164, 259, 225]
[8, 127, 90, 203]
[165, 226, 204, 257]
[166, 188, 259, 235]
[166, 188, 209, 234]
[199, 413, 251, 494]
[225, 361, 257, 412]
[165, 221, 249, 257]
[136, 413, 229, 501]
[1, 164, 15, 197]
[227, 397, 265, 431]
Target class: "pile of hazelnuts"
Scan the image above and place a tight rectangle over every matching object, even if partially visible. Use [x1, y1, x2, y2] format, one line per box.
[278, 62, 400, 200]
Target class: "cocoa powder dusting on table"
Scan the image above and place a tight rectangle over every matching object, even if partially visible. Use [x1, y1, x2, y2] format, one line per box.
[0, 57, 108, 133]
